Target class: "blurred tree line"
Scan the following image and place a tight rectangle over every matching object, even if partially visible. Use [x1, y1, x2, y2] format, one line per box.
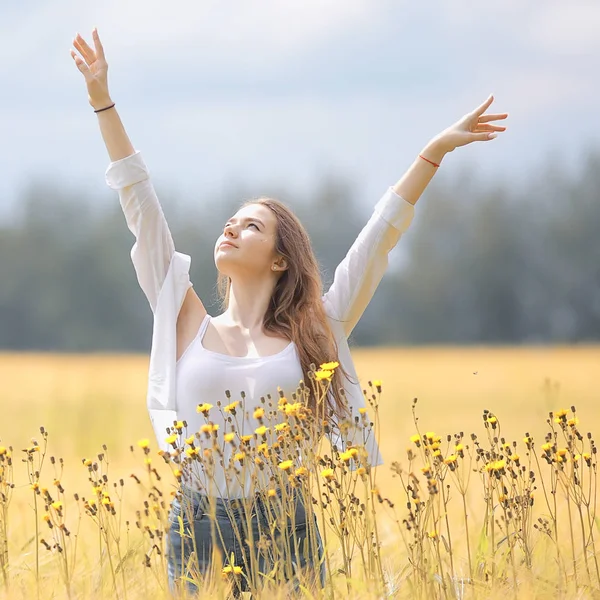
[1, 150, 600, 352]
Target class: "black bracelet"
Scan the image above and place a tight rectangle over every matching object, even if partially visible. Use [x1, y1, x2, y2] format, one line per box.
[94, 103, 116, 114]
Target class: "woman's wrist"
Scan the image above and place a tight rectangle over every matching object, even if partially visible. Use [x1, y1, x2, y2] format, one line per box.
[420, 137, 448, 166]
[90, 96, 114, 112]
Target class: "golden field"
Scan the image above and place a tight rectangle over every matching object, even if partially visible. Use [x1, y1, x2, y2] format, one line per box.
[1, 346, 599, 599]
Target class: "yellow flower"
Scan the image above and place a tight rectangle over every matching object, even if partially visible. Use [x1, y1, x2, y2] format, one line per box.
[278, 396, 288, 406]
[339, 451, 354, 463]
[274, 422, 289, 432]
[196, 403, 213, 415]
[555, 408, 568, 418]
[173, 468, 182, 479]
[372, 379, 383, 388]
[319, 361, 339, 371]
[241, 435, 252, 443]
[185, 435, 195, 445]
[42, 513, 51, 523]
[486, 416, 497, 425]
[267, 489, 277, 497]
[568, 417, 579, 427]
[224, 432, 236, 443]
[51, 501, 63, 511]
[541, 443, 553, 452]
[510, 453, 520, 462]
[224, 401, 240, 413]
[425, 432, 436, 441]
[253, 407, 265, 419]
[557, 448, 568, 457]
[357, 467, 367, 476]
[185, 447, 199, 458]
[320, 468, 335, 481]
[234, 452, 246, 462]
[165, 434, 178, 445]
[444, 455, 458, 465]
[314, 369, 333, 382]
[278, 460, 294, 471]
[295, 466, 308, 477]
[0, 447, 6, 456]
[282, 402, 303, 416]
[137, 439, 150, 449]
[427, 531, 439, 539]
[255, 425, 269, 437]
[31, 483, 40, 491]
[222, 565, 243, 576]
[257, 443, 269, 456]
[174, 421, 185, 432]
[201, 423, 219, 434]
[358, 407, 367, 415]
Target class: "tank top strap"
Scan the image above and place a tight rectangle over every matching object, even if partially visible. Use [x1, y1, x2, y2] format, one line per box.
[198, 313, 211, 341]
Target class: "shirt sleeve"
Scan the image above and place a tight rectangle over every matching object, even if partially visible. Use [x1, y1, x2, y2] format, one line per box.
[105, 151, 177, 313]
[321, 187, 415, 338]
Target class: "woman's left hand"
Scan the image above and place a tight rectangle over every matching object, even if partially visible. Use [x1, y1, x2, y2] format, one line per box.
[433, 94, 508, 155]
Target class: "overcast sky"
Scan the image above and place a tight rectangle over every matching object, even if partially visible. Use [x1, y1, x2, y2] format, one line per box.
[0, 0, 598, 221]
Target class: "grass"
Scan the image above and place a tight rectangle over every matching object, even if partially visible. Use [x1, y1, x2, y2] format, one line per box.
[0, 346, 599, 599]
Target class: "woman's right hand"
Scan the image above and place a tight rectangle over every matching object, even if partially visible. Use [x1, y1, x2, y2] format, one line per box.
[70, 29, 113, 111]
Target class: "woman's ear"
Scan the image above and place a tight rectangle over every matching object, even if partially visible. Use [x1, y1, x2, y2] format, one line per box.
[272, 257, 288, 272]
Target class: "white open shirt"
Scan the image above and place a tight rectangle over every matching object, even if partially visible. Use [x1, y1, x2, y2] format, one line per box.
[105, 151, 414, 468]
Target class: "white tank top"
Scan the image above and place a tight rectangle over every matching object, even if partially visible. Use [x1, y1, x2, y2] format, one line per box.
[175, 314, 305, 498]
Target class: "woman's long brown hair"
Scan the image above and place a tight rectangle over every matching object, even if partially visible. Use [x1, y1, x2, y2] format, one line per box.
[216, 197, 352, 425]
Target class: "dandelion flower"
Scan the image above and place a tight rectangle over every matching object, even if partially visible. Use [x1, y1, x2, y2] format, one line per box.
[320, 361, 339, 371]
[314, 369, 333, 382]
[241, 435, 252, 443]
[255, 425, 269, 437]
[174, 421, 185, 432]
[267, 489, 277, 497]
[427, 531, 439, 539]
[253, 407, 265, 419]
[222, 565, 243, 576]
[201, 423, 219, 434]
[234, 452, 246, 462]
[137, 439, 150, 449]
[51, 501, 63, 511]
[224, 432, 236, 443]
[321, 468, 335, 480]
[274, 423, 289, 432]
[165, 434, 178, 446]
[185, 435, 195, 445]
[278, 460, 294, 471]
[339, 451, 354, 463]
[224, 401, 240, 414]
[0, 447, 6, 456]
[196, 403, 213, 415]
[358, 407, 367, 415]
[295, 466, 308, 477]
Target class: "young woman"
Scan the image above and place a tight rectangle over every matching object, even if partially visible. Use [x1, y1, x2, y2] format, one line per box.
[71, 29, 507, 597]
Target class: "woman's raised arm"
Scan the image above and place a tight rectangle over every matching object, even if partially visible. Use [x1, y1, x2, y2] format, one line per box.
[71, 29, 134, 161]
[70, 30, 206, 335]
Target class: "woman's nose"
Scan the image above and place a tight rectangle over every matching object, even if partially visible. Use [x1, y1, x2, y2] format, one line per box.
[224, 225, 237, 238]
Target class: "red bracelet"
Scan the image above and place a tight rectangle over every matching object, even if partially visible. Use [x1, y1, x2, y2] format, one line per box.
[419, 154, 440, 168]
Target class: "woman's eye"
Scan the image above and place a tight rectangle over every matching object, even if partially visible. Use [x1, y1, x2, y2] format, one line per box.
[248, 223, 259, 230]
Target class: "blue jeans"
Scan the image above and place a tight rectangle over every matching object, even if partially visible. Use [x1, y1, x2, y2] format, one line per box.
[166, 485, 326, 597]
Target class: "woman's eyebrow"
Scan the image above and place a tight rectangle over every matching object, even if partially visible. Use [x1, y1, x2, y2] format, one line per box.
[225, 217, 266, 227]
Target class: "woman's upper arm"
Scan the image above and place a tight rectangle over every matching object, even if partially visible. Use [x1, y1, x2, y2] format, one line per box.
[321, 187, 414, 337]
[105, 151, 207, 318]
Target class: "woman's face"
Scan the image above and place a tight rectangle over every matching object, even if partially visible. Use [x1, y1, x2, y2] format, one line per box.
[214, 203, 281, 277]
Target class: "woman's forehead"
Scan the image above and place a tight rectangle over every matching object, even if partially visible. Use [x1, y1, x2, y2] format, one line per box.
[232, 203, 276, 226]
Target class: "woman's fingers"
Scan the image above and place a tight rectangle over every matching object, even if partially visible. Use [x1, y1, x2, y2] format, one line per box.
[472, 131, 497, 142]
[474, 123, 507, 132]
[92, 28, 106, 61]
[74, 34, 96, 64]
[472, 94, 494, 118]
[479, 113, 508, 124]
[70, 49, 91, 79]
